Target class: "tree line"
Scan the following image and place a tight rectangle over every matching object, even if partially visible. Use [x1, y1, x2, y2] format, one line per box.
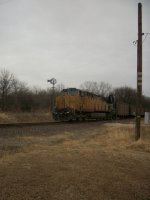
[0, 69, 150, 112]
[0, 69, 56, 112]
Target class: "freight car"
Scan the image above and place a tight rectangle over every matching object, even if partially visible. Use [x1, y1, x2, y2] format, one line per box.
[115, 102, 144, 118]
[115, 102, 136, 118]
[52, 88, 114, 121]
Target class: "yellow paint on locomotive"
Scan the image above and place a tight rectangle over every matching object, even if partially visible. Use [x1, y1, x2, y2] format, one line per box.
[55, 94, 81, 111]
[55, 92, 110, 113]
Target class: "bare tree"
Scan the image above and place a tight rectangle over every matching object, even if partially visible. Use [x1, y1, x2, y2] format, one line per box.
[56, 83, 65, 93]
[0, 69, 15, 111]
[80, 81, 112, 97]
[11, 80, 30, 111]
[114, 86, 137, 104]
[80, 81, 99, 94]
[98, 81, 112, 97]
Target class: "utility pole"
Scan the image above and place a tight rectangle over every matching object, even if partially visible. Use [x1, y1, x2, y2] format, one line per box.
[136, 3, 142, 140]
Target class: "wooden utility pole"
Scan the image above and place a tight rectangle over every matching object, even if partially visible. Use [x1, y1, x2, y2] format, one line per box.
[136, 3, 142, 140]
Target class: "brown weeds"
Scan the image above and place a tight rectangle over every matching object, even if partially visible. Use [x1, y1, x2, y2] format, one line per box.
[0, 122, 150, 200]
[0, 112, 53, 123]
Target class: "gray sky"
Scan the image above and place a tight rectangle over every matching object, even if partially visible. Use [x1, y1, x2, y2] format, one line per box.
[0, 0, 150, 95]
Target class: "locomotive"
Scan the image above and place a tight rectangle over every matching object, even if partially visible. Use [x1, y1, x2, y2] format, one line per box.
[52, 88, 115, 121]
[52, 88, 145, 121]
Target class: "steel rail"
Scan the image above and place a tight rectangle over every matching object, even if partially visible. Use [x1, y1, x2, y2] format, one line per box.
[0, 118, 135, 128]
[0, 120, 106, 128]
[0, 121, 60, 128]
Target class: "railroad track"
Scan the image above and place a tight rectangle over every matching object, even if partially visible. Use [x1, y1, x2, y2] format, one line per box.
[0, 120, 107, 136]
[0, 119, 135, 136]
[0, 120, 100, 128]
[0, 118, 135, 129]
[0, 121, 66, 136]
[0, 121, 60, 128]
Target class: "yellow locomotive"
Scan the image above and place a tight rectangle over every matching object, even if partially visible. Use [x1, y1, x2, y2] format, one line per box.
[53, 88, 114, 121]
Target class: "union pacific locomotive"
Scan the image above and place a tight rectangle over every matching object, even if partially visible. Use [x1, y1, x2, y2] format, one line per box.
[52, 88, 115, 121]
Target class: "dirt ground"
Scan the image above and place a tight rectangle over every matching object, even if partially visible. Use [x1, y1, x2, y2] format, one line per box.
[0, 122, 150, 200]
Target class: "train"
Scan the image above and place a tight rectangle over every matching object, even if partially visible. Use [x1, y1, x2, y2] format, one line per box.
[52, 88, 139, 121]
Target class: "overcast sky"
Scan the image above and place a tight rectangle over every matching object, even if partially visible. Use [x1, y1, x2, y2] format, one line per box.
[0, 0, 150, 95]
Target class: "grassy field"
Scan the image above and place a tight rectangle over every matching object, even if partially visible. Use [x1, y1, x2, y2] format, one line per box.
[0, 122, 150, 200]
[0, 112, 53, 123]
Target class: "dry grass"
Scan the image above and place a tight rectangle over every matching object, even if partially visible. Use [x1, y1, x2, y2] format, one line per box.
[0, 112, 53, 123]
[96, 123, 149, 151]
[0, 112, 15, 123]
[0, 122, 149, 160]
[0, 122, 150, 200]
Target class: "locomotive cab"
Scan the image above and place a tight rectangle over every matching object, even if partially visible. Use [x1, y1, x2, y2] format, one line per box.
[61, 88, 79, 96]
[53, 88, 81, 121]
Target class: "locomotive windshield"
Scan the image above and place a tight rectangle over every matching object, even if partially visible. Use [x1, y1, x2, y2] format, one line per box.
[61, 88, 79, 96]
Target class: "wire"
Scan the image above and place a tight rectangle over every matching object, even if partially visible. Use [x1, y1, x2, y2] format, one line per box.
[142, 33, 150, 43]
[133, 33, 149, 46]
